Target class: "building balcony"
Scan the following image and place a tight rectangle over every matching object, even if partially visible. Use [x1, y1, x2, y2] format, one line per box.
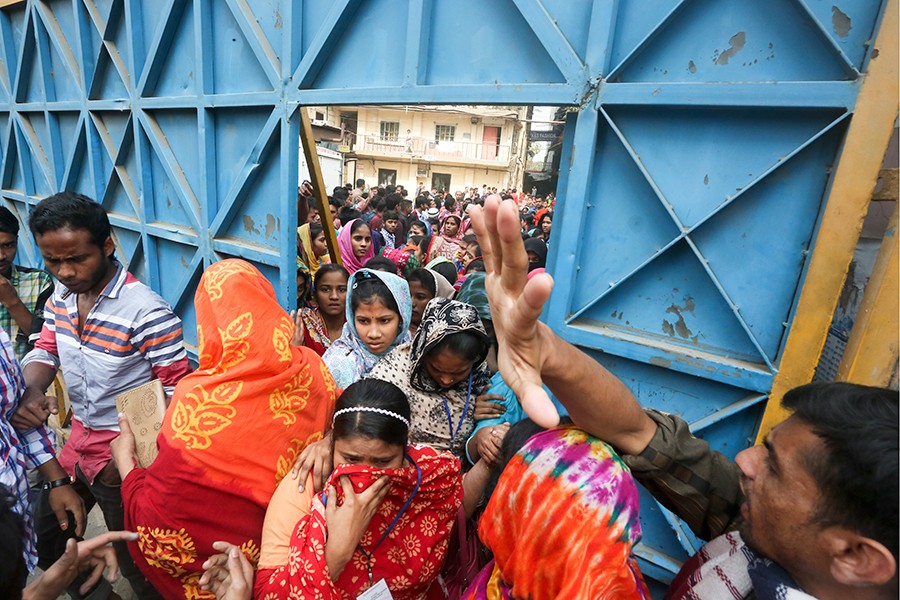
[347, 134, 512, 165]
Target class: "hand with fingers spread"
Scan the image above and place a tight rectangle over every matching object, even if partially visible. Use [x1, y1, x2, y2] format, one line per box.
[324, 474, 392, 580]
[472, 196, 657, 456]
[469, 196, 559, 428]
[199, 542, 255, 600]
[23, 530, 139, 600]
[291, 434, 333, 492]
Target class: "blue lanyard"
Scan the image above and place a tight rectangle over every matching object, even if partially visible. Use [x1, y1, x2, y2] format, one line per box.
[356, 455, 422, 583]
[441, 372, 473, 444]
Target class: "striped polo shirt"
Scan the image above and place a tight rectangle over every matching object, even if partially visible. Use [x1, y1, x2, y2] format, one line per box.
[22, 261, 192, 430]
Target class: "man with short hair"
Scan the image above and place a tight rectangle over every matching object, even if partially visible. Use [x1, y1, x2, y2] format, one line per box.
[471, 196, 898, 600]
[0, 207, 53, 360]
[381, 211, 400, 249]
[12, 192, 192, 599]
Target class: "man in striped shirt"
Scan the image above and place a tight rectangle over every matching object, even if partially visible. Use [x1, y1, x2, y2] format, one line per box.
[11, 192, 191, 600]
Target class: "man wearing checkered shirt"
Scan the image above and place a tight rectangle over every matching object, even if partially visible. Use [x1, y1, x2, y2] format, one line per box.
[0, 207, 53, 361]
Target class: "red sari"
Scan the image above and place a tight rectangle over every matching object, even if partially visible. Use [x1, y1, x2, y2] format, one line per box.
[255, 444, 463, 600]
[121, 259, 339, 598]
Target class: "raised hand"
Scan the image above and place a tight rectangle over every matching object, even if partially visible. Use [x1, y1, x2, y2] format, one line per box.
[470, 196, 559, 428]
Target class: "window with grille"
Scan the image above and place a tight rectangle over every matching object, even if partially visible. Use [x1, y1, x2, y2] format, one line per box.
[380, 121, 400, 141]
[435, 125, 456, 142]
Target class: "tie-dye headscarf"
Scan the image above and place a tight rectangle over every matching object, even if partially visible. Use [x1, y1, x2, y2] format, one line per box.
[466, 427, 650, 600]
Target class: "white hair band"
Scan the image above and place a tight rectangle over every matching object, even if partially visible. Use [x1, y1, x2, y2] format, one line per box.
[332, 407, 410, 428]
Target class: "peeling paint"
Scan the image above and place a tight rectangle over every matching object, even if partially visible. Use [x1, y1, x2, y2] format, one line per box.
[663, 297, 696, 340]
[703, 174, 709, 186]
[265, 213, 276, 238]
[714, 32, 746, 65]
[662, 320, 675, 337]
[180, 256, 188, 269]
[649, 356, 672, 369]
[274, 8, 283, 30]
[831, 5, 851, 38]
[243, 215, 260, 235]
[688, 60, 697, 74]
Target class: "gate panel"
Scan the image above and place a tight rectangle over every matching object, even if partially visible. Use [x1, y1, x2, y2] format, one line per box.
[0, 0, 891, 591]
[545, 0, 889, 583]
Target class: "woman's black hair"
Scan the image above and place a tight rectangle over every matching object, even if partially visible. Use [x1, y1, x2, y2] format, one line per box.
[332, 379, 411, 447]
[418, 235, 432, 258]
[428, 329, 489, 365]
[481, 417, 573, 506]
[365, 256, 399, 275]
[443, 197, 455, 211]
[430, 261, 458, 285]
[407, 268, 436, 297]
[314, 263, 348, 288]
[350, 270, 401, 316]
[465, 259, 485, 274]
[350, 219, 370, 235]
[339, 207, 361, 226]
[462, 234, 477, 246]
[309, 222, 324, 239]
[409, 220, 428, 233]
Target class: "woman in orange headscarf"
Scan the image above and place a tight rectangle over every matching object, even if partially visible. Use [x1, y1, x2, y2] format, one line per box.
[112, 259, 339, 598]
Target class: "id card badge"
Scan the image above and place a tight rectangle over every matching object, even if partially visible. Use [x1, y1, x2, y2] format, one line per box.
[357, 578, 394, 600]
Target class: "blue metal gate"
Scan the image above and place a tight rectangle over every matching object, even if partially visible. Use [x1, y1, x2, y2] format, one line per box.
[0, 0, 889, 589]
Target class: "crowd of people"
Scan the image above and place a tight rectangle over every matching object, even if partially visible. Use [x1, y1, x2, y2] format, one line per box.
[0, 188, 896, 600]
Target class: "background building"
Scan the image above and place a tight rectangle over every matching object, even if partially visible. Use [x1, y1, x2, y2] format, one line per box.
[306, 105, 528, 192]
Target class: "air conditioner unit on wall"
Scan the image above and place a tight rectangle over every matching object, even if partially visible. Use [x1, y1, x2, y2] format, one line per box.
[311, 119, 327, 127]
[416, 164, 430, 176]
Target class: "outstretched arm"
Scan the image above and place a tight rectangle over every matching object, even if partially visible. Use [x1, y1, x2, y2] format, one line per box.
[470, 196, 656, 455]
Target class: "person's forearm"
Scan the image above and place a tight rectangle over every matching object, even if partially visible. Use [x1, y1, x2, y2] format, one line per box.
[5, 298, 34, 335]
[22, 576, 60, 600]
[462, 460, 490, 519]
[538, 323, 657, 456]
[325, 543, 353, 581]
[23, 361, 57, 392]
[37, 457, 69, 482]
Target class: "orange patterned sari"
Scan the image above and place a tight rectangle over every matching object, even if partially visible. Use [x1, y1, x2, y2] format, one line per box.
[122, 259, 338, 598]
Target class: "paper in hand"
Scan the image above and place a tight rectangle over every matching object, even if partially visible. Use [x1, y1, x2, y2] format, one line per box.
[115, 379, 166, 468]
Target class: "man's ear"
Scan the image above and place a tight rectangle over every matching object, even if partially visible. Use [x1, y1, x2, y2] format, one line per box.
[103, 235, 115, 259]
[829, 531, 897, 587]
